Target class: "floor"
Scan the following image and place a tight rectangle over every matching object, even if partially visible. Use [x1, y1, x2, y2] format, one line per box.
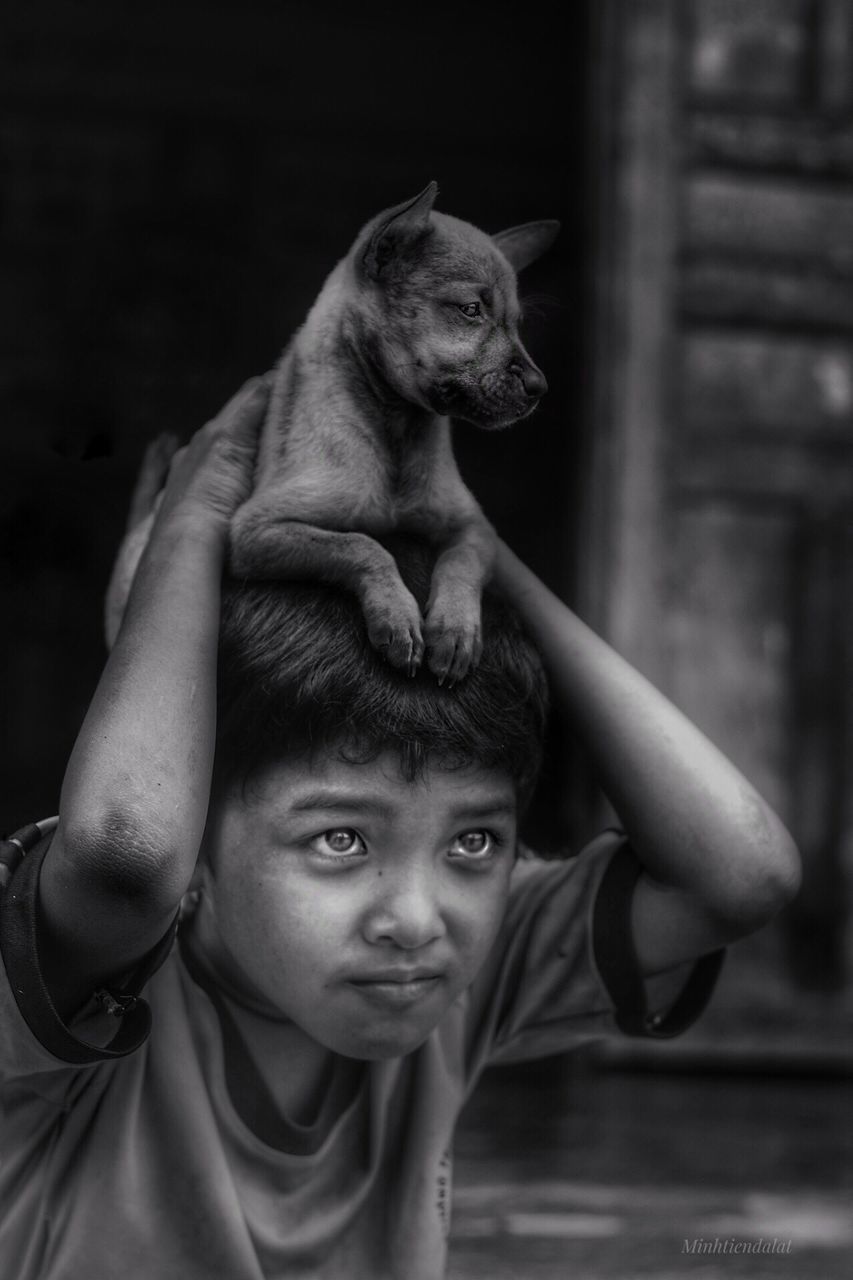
[447, 1053, 853, 1279]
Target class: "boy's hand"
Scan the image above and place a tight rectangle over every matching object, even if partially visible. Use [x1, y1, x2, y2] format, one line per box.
[154, 377, 270, 539]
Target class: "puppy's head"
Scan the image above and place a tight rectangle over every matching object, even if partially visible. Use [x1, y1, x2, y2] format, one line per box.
[349, 183, 559, 430]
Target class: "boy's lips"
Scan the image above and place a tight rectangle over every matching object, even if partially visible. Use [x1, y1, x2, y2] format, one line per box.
[345, 968, 445, 1009]
[350, 967, 442, 983]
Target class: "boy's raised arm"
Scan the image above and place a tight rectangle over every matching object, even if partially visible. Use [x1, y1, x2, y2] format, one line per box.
[493, 539, 802, 976]
[37, 379, 269, 1015]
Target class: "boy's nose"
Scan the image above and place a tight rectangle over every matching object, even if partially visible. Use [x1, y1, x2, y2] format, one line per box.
[363, 871, 446, 950]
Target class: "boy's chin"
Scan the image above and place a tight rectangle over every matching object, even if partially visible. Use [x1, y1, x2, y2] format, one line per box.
[326, 1018, 440, 1062]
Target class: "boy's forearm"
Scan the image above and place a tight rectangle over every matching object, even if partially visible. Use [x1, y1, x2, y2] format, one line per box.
[56, 515, 225, 906]
[32, 383, 266, 1012]
[494, 541, 800, 926]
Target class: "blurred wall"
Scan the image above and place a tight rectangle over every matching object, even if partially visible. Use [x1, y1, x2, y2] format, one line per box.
[675, 0, 853, 1007]
[0, 1, 585, 841]
[584, 0, 853, 1054]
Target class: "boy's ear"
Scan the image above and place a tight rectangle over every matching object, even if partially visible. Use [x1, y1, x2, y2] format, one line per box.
[362, 181, 438, 279]
[492, 220, 560, 273]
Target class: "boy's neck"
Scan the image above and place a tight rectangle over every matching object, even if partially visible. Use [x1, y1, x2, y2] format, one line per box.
[221, 995, 357, 1133]
[181, 905, 362, 1139]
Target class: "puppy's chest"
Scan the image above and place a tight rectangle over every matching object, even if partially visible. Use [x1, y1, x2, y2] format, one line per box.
[258, 409, 451, 531]
[383, 432, 434, 503]
[342, 440, 441, 530]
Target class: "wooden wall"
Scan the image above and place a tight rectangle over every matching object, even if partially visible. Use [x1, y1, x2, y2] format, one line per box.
[588, 0, 853, 1054]
[677, 0, 853, 1006]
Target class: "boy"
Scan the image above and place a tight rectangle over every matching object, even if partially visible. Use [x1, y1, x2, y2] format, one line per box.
[0, 381, 800, 1279]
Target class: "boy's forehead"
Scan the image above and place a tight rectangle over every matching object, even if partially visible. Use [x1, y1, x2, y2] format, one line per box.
[242, 749, 517, 816]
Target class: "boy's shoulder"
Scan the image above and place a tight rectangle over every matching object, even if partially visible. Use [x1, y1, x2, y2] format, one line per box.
[507, 828, 628, 916]
[471, 829, 724, 1064]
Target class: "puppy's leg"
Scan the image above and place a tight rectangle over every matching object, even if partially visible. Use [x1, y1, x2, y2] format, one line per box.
[230, 510, 425, 673]
[423, 517, 497, 684]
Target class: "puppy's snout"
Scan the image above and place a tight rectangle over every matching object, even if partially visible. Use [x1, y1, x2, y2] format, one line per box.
[509, 360, 548, 400]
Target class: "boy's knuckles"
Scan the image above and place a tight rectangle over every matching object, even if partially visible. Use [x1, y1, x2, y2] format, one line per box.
[209, 437, 253, 470]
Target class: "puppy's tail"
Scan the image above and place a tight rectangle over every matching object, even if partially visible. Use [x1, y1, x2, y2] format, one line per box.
[103, 432, 181, 650]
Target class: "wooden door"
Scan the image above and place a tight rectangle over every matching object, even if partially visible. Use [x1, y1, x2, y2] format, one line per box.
[583, 0, 853, 1060]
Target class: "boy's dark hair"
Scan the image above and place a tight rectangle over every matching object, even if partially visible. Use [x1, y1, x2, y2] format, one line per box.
[214, 537, 549, 807]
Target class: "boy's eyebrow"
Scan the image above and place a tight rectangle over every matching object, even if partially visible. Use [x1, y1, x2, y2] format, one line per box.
[447, 800, 517, 821]
[287, 790, 394, 818]
[284, 791, 517, 821]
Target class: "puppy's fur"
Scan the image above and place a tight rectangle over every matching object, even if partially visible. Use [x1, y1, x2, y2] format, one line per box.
[106, 183, 558, 682]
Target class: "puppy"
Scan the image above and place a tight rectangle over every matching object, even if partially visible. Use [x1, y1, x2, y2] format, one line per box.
[106, 183, 558, 682]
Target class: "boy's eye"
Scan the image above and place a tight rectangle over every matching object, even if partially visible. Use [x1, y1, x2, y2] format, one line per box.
[311, 828, 366, 858]
[449, 829, 495, 859]
[458, 302, 482, 319]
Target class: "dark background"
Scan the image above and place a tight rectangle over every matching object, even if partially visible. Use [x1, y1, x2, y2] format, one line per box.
[0, 1, 588, 841]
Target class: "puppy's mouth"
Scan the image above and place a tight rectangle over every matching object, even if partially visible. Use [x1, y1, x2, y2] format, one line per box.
[428, 376, 543, 430]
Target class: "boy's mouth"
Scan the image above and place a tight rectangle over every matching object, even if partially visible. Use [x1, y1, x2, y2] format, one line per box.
[346, 970, 444, 1009]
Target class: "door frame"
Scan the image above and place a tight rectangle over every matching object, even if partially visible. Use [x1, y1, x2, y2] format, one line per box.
[579, 0, 678, 691]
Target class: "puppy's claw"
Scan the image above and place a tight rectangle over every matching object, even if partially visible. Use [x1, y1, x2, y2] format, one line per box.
[427, 642, 458, 687]
[406, 631, 425, 677]
[363, 587, 424, 674]
[423, 593, 482, 684]
[448, 635, 478, 685]
[425, 627, 480, 686]
[376, 623, 424, 674]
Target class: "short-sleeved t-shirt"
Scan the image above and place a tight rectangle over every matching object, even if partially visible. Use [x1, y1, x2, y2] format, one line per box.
[0, 822, 723, 1280]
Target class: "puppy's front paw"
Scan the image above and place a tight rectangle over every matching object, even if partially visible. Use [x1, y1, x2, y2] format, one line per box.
[363, 586, 425, 675]
[423, 594, 483, 685]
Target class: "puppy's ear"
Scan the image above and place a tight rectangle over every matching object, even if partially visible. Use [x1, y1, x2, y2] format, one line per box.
[362, 182, 438, 279]
[493, 220, 560, 273]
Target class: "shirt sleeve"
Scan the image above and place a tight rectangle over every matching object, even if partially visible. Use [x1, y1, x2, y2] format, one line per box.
[0, 821, 177, 1082]
[466, 829, 724, 1070]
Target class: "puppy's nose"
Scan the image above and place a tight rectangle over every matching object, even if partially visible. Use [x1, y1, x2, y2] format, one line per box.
[523, 366, 548, 398]
[510, 361, 548, 399]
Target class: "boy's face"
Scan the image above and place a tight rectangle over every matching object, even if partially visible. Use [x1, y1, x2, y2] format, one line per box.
[195, 750, 518, 1059]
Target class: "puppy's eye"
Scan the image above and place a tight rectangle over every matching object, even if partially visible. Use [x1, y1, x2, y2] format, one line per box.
[458, 302, 482, 319]
[311, 829, 367, 859]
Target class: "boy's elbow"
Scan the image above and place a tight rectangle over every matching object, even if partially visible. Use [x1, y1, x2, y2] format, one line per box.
[57, 809, 187, 912]
[722, 814, 802, 933]
[751, 829, 802, 921]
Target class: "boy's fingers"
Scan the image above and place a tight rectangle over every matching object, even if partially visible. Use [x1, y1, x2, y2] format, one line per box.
[213, 376, 270, 433]
[231, 380, 270, 435]
[166, 445, 188, 476]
